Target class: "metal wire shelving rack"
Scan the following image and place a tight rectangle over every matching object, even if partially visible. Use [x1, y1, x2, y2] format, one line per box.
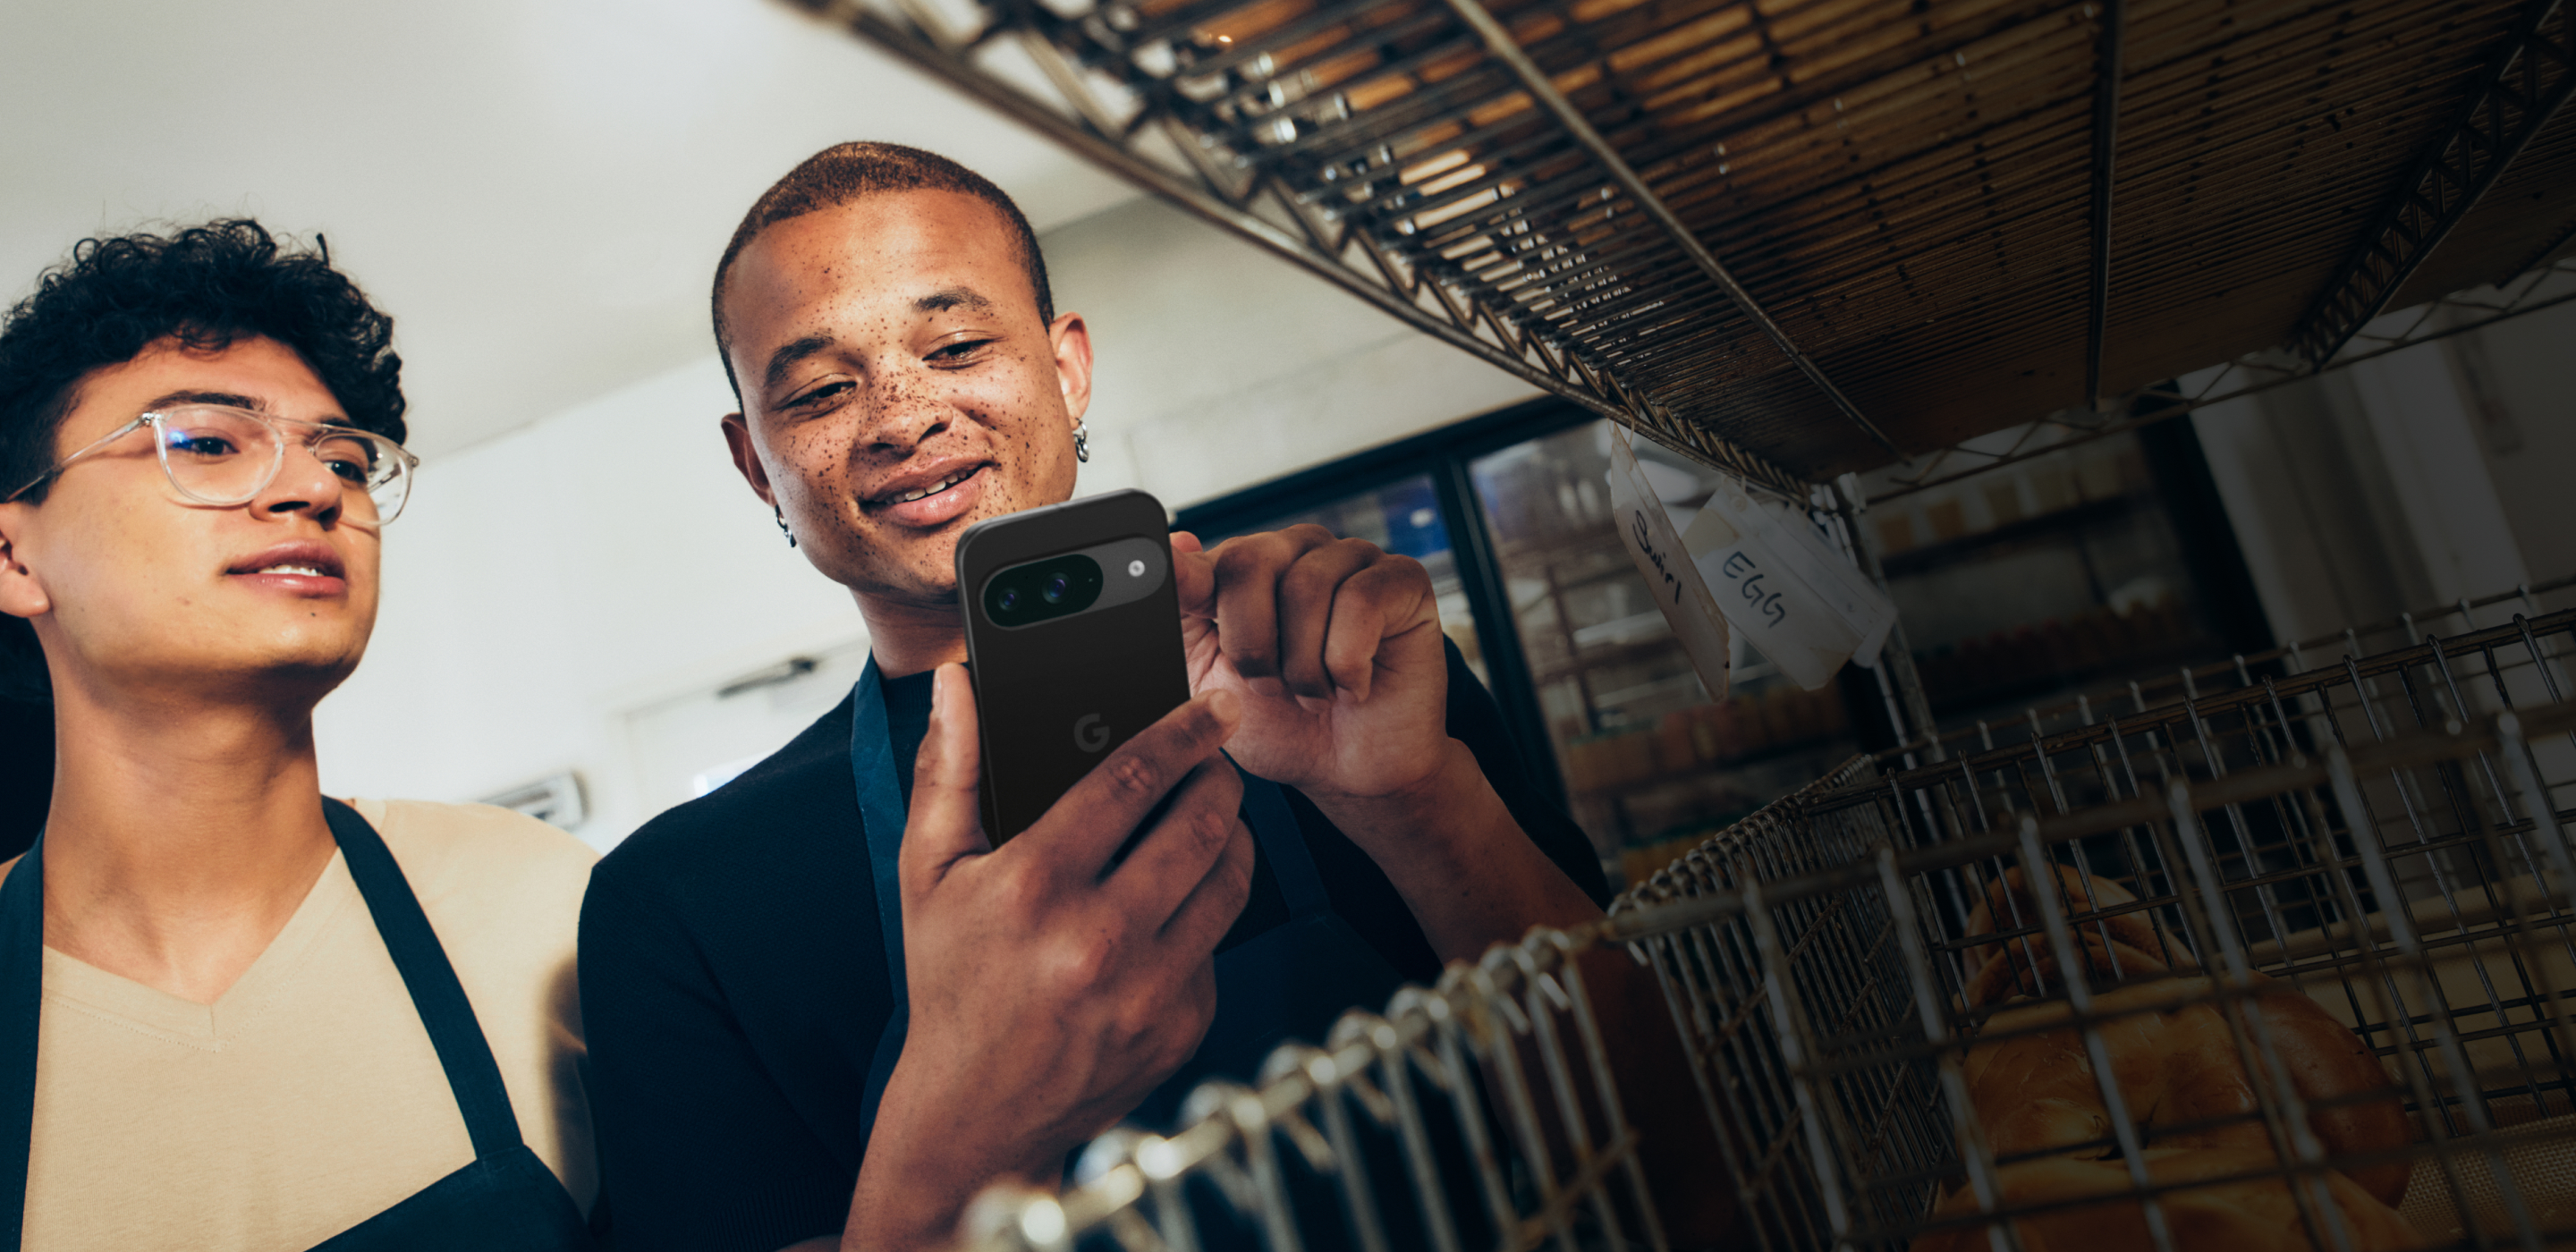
[943, 595, 2576, 1251]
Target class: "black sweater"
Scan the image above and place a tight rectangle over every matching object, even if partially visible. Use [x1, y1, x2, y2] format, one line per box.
[578, 644, 1605, 1252]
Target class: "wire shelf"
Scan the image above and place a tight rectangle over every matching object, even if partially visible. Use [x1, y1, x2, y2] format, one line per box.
[808, 0, 2576, 482]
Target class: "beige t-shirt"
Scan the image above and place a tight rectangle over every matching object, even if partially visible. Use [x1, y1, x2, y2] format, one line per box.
[8, 799, 597, 1250]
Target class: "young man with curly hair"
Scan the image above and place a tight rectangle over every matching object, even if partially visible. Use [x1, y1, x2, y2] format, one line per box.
[0, 221, 597, 1251]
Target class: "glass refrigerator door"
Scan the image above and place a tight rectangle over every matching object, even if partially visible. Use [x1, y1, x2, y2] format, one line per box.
[1468, 421, 1856, 884]
[1186, 473, 1493, 689]
[1853, 427, 2234, 724]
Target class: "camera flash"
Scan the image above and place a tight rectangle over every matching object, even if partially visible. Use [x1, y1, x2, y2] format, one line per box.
[1128, 559, 1147, 578]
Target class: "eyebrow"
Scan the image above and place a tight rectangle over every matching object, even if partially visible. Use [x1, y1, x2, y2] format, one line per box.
[143, 389, 267, 411]
[758, 288, 1000, 393]
[914, 287, 995, 315]
[761, 334, 837, 393]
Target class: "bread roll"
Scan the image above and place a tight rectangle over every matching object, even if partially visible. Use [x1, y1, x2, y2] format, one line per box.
[2246, 980, 2412, 1207]
[1962, 864, 2179, 980]
[1954, 867, 2413, 1207]
[1906, 1146, 2425, 1252]
[1962, 981, 2267, 1163]
[1960, 973, 2412, 1204]
[1964, 927, 2174, 1007]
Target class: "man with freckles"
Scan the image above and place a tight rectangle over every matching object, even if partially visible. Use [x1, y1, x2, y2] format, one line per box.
[578, 143, 1717, 1252]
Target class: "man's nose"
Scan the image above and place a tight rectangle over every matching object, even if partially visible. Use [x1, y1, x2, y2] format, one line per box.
[859, 373, 955, 453]
[254, 440, 348, 520]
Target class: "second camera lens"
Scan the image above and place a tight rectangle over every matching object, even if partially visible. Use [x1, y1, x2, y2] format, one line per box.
[1043, 572, 1072, 604]
[997, 587, 1021, 612]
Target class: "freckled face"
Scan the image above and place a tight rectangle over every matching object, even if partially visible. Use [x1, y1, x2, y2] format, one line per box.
[719, 191, 1090, 609]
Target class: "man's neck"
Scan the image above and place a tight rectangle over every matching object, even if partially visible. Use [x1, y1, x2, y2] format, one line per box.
[856, 589, 970, 679]
[32, 672, 338, 1004]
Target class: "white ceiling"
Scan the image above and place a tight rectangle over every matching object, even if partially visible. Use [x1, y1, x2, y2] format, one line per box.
[0, 0, 1139, 457]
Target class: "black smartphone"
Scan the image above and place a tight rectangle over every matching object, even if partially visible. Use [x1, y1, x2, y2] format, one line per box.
[954, 488, 1192, 846]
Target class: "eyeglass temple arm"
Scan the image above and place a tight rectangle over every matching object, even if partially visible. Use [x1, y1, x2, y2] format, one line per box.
[3, 416, 157, 504]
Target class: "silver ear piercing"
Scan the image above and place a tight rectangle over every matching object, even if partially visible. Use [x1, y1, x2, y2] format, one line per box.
[775, 507, 796, 548]
[1072, 422, 1091, 464]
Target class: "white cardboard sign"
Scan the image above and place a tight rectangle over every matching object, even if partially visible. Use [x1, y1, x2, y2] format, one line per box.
[1606, 426, 1732, 704]
[1680, 475, 1895, 690]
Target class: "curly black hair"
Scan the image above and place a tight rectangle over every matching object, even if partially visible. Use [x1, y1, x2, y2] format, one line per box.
[0, 218, 405, 701]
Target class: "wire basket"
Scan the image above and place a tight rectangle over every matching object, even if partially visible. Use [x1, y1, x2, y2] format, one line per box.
[950, 607, 2576, 1252]
[1879, 576, 2576, 771]
[1733, 602, 2576, 1251]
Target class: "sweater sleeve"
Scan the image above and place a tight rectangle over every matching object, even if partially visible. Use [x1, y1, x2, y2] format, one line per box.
[1440, 637, 1613, 907]
[579, 851, 853, 1252]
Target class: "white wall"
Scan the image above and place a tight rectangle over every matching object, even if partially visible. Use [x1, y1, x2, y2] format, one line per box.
[313, 358, 866, 849]
[2443, 299, 2576, 583]
[314, 195, 1540, 849]
[2192, 300, 2572, 648]
[1049, 196, 1542, 504]
[2343, 346, 2530, 604]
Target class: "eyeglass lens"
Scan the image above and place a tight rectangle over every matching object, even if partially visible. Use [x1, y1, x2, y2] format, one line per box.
[155, 407, 409, 519]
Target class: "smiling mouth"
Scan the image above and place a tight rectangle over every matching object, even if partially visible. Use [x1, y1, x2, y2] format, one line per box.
[230, 557, 345, 579]
[871, 464, 986, 508]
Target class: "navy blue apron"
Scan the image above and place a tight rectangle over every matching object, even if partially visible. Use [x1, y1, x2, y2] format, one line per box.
[0, 799, 589, 1252]
[847, 657, 1409, 1145]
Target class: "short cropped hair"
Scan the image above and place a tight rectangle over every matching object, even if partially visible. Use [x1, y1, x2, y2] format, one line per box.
[710, 142, 1054, 399]
[0, 218, 404, 700]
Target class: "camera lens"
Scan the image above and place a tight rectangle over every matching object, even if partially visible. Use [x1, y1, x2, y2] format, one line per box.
[1043, 572, 1072, 604]
[997, 587, 1021, 613]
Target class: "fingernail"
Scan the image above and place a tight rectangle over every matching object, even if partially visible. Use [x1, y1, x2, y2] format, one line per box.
[1206, 689, 1241, 725]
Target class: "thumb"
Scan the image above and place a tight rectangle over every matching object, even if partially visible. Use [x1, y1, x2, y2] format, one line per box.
[1171, 532, 1216, 619]
[902, 663, 990, 898]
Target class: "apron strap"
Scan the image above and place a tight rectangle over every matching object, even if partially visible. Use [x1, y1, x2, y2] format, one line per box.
[0, 837, 44, 1248]
[324, 799, 525, 1162]
[850, 661, 907, 1008]
[850, 659, 913, 1144]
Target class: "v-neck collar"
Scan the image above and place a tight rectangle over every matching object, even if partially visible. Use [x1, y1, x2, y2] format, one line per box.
[32, 850, 359, 1049]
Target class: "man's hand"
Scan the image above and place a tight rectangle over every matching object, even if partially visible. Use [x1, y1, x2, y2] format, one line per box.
[1172, 523, 1550, 947]
[1171, 529, 1739, 1247]
[841, 665, 1257, 1252]
[1172, 525, 1448, 803]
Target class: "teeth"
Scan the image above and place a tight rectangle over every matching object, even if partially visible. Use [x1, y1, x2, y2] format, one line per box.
[256, 564, 326, 577]
[890, 470, 971, 504]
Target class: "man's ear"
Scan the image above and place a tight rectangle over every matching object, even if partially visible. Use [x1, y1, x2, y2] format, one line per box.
[720, 412, 777, 510]
[0, 507, 50, 622]
[1048, 311, 1094, 426]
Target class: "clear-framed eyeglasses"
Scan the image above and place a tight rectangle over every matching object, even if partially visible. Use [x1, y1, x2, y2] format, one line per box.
[2, 404, 420, 524]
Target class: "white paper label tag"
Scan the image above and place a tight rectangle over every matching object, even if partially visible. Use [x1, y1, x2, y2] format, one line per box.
[1606, 426, 1731, 704]
[1680, 475, 1896, 690]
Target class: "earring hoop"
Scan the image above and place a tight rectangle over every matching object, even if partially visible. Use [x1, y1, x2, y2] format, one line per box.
[1072, 422, 1091, 464]
[775, 507, 797, 548]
